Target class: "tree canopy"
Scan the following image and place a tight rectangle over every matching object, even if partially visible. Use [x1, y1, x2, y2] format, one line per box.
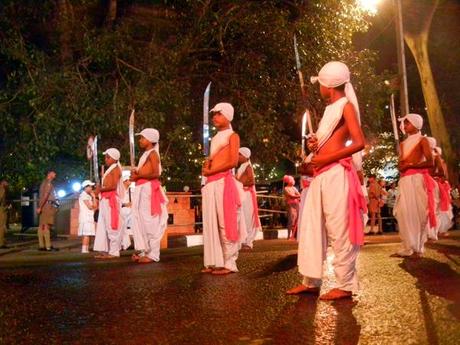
[0, 0, 390, 192]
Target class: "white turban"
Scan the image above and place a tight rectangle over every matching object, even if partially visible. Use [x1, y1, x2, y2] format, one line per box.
[210, 102, 234, 122]
[398, 113, 423, 134]
[311, 61, 360, 122]
[103, 148, 120, 161]
[136, 128, 159, 143]
[239, 147, 251, 159]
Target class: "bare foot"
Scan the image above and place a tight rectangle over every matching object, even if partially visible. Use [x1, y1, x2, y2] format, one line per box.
[438, 232, 450, 238]
[96, 254, 118, 260]
[286, 285, 320, 295]
[320, 288, 352, 301]
[211, 268, 234, 275]
[131, 253, 141, 262]
[137, 256, 155, 264]
[201, 267, 214, 273]
[94, 254, 108, 259]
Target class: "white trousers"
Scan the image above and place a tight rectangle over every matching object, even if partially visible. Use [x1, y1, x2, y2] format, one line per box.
[131, 183, 168, 262]
[394, 174, 428, 255]
[297, 164, 360, 292]
[202, 177, 246, 272]
[94, 198, 123, 257]
[241, 190, 261, 248]
[121, 206, 132, 250]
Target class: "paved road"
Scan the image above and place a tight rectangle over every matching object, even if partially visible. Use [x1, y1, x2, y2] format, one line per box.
[0, 234, 459, 345]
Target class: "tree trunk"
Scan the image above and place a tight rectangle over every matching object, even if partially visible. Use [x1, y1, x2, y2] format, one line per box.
[56, 0, 74, 66]
[105, 0, 117, 27]
[403, 0, 458, 183]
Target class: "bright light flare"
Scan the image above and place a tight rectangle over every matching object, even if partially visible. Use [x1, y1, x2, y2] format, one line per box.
[358, 0, 380, 14]
[72, 182, 81, 192]
[57, 189, 66, 198]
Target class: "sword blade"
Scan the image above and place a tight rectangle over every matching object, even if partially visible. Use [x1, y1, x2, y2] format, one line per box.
[301, 111, 307, 157]
[390, 94, 400, 154]
[203, 82, 211, 156]
[293, 34, 301, 71]
[93, 135, 100, 184]
[129, 109, 135, 168]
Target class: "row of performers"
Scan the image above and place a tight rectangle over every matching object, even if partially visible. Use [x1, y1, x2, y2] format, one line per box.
[78, 61, 451, 301]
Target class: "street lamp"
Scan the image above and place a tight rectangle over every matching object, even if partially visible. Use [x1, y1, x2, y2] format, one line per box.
[359, 0, 409, 118]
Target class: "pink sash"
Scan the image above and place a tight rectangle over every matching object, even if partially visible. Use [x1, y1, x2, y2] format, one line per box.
[314, 157, 367, 246]
[136, 179, 165, 216]
[101, 191, 119, 230]
[206, 171, 241, 241]
[244, 186, 261, 227]
[401, 169, 437, 228]
[436, 179, 451, 212]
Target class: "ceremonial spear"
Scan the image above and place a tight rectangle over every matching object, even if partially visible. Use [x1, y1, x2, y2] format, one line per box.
[293, 34, 314, 158]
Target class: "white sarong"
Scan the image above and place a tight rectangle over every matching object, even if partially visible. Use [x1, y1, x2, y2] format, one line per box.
[93, 197, 124, 257]
[298, 164, 360, 292]
[241, 188, 261, 248]
[202, 177, 247, 272]
[394, 173, 428, 255]
[131, 182, 168, 261]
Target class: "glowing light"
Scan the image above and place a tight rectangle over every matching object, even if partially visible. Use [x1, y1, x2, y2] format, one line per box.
[72, 182, 81, 192]
[57, 189, 66, 198]
[358, 0, 380, 14]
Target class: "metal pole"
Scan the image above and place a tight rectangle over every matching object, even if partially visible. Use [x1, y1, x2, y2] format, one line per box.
[394, 0, 409, 116]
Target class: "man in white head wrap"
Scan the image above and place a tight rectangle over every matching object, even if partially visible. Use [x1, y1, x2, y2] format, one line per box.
[288, 61, 367, 300]
[236, 147, 261, 249]
[130, 128, 168, 263]
[392, 114, 434, 257]
[94, 148, 124, 259]
[201, 102, 247, 275]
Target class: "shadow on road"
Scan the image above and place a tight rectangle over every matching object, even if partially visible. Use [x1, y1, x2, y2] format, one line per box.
[266, 296, 360, 344]
[400, 257, 460, 336]
[250, 254, 298, 278]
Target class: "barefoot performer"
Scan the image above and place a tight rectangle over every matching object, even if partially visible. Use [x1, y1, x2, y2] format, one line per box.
[393, 114, 434, 257]
[201, 102, 247, 275]
[283, 175, 301, 240]
[130, 128, 168, 264]
[287, 61, 366, 300]
[94, 148, 124, 259]
[236, 147, 261, 249]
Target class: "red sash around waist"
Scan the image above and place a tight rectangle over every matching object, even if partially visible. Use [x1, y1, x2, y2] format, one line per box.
[314, 157, 367, 246]
[101, 191, 119, 230]
[401, 169, 437, 228]
[136, 178, 165, 216]
[206, 171, 241, 241]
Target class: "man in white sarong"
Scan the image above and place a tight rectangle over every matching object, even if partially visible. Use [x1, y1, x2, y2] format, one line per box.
[94, 148, 124, 259]
[432, 146, 453, 237]
[236, 147, 261, 249]
[287, 62, 366, 300]
[121, 174, 133, 250]
[201, 102, 247, 275]
[393, 114, 434, 258]
[130, 128, 168, 264]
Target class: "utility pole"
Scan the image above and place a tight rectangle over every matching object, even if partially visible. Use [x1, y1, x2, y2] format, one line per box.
[394, 0, 409, 116]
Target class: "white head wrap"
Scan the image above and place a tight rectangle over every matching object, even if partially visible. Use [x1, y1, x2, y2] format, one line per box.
[311, 61, 360, 123]
[239, 147, 251, 159]
[398, 113, 423, 134]
[136, 128, 159, 143]
[103, 148, 120, 161]
[210, 102, 234, 122]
